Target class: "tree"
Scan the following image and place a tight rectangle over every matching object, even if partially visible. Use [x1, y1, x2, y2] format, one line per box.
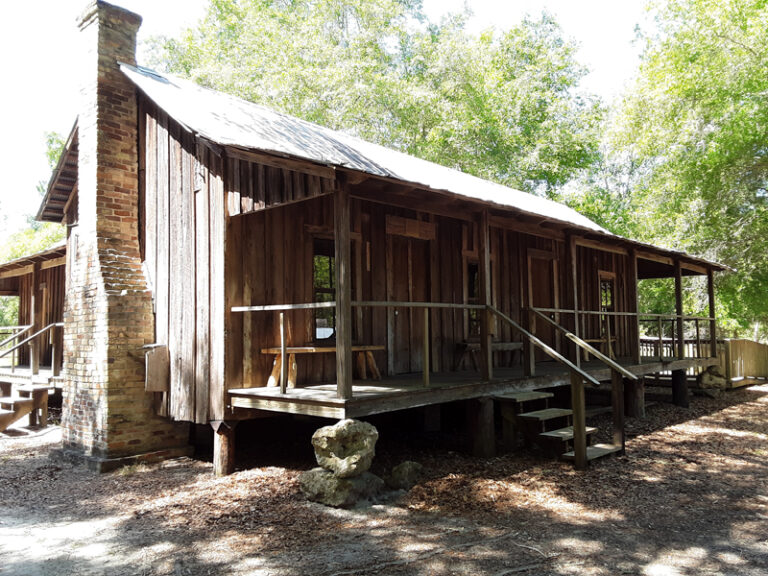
[573, 0, 768, 338]
[0, 133, 67, 327]
[150, 0, 602, 195]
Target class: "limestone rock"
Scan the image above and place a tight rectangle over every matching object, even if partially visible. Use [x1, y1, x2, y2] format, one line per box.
[312, 419, 378, 478]
[299, 467, 384, 508]
[386, 460, 423, 490]
[698, 365, 727, 389]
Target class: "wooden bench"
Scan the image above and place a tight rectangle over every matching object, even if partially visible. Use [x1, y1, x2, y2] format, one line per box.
[261, 345, 386, 388]
[581, 337, 617, 361]
[454, 340, 523, 371]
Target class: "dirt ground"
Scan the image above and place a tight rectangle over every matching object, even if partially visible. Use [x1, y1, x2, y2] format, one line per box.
[1, 385, 767, 576]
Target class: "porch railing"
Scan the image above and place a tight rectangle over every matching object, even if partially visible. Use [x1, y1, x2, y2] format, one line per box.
[0, 323, 63, 376]
[530, 307, 716, 363]
[0, 325, 33, 373]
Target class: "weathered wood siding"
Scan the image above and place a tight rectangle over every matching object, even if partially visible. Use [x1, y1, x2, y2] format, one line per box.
[141, 99, 225, 424]
[17, 265, 65, 367]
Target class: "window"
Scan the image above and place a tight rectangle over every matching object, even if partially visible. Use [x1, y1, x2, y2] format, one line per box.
[313, 238, 336, 341]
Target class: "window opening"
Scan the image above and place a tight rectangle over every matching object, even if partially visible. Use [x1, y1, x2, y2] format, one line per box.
[313, 238, 336, 341]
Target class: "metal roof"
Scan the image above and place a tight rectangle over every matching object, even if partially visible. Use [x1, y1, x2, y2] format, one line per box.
[120, 63, 607, 234]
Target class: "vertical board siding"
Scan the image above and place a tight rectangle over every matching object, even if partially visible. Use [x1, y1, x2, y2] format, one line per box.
[142, 101, 221, 424]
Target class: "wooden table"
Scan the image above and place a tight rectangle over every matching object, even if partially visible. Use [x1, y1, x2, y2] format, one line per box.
[261, 345, 386, 388]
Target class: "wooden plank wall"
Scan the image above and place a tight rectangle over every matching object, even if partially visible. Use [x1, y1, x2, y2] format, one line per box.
[17, 265, 65, 367]
[576, 245, 633, 358]
[141, 99, 224, 424]
[232, 194, 579, 386]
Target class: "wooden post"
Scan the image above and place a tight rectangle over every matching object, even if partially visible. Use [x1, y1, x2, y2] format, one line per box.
[50, 325, 60, 377]
[624, 376, 646, 418]
[707, 268, 717, 358]
[674, 260, 685, 359]
[671, 369, 689, 408]
[629, 249, 641, 364]
[30, 262, 41, 375]
[469, 397, 495, 458]
[279, 312, 287, 394]
[569, 235, 581, 368]
[570, 371, 587, 470]
[422, 307, 430, 387]
[657, 316, 664, 360]
[423, 404, 441, 432]
[611, 370, 625, 453]
[334, 177, 353, 400]
[478, 210, 493, 381]
[211, 420, 237, 476]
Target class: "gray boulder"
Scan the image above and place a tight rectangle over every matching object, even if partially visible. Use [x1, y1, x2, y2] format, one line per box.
[386, 460, 424, 490]
[299, 467, 384, 508]
[312, 419, 378, 478]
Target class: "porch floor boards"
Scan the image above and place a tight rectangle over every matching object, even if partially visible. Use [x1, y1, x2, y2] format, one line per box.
[229, 356, 718, 420]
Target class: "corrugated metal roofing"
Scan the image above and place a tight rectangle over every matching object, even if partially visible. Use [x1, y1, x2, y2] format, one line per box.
[120, 63, 606, 234]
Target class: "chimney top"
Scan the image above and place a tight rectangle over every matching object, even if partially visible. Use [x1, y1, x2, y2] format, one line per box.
[78, 1, 142, 32]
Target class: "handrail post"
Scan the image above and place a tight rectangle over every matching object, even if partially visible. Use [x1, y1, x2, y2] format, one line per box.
[478, 209, 493, 381]
[611, 369, 625, 454]
[570, 371, 587, 470]
[279, 312, 286, 394]
[674, 261, 684, 359]
[422, 307, 430, 388]
[657, 317, 663, 360]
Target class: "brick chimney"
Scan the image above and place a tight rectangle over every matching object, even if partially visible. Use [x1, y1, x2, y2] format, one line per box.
[59, 1, 190, 470]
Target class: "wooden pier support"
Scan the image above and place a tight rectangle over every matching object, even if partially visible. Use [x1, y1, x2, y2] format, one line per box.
[671, 369, 689, 408]
[211, 420, 238, 476]
[468, 397, 495, 458]
[624, 376, 646, 418]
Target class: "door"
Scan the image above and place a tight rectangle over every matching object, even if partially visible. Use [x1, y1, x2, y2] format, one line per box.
[387, 235, 430, 374]
[527, 249, 559, 362]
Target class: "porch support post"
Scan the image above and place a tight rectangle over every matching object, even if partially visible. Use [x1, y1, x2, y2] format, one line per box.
[611, 370, 625, 453]
[672, 369, 689, 408]
[478, 209, 493, 381]
[211, 420, 238, 476]
[570, 371, 587, 470]
[674, 260, 685, 359]
[707, 268, 717, 358]
[624, 376, 646, 418]
[568, 234, 581, 368]
[30, 261, 41, 375]
[334, 176, 354, 400]
[468, 397, 495, 458]
[629, 249, 641, 364]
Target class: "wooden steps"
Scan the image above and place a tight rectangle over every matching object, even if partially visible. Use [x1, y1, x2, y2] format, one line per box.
[540, 425, 597, 441]
[0, 384, 49, 433]
[494, 390, 554, 403]
[562, 443, 622, 462]
[518, 407, 573, 422]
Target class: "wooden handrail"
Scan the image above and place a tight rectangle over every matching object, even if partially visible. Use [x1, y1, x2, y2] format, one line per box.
[529, 308, 638, 381]
[0, 325, 33, 349]
[0, 322, 63, 360]
[486, 305, 601, 388]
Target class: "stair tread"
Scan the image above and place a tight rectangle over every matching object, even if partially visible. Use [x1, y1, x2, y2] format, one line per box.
[0, 408, 14, 416]
[540, 426, 598, 440]
[494, 391, 554, 403]
[16, 384, 53, 392]
[0, 396, 33, 406]
[562, 443, 623, 461]
[518, 408, 573, 421]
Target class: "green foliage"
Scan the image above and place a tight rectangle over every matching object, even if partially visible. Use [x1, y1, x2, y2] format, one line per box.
[0, 131, 67, 327]
[149, 0, 602, 194]
[570, 0, 768, 339]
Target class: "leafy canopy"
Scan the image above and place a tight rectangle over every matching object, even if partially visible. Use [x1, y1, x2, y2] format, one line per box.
[571, 0, 768, 338]
[150, 0, 602, 195]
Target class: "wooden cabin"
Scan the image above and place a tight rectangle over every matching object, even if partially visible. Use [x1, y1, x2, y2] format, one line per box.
[28, 2, 726, 472]
[0, 244, 66, 379]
